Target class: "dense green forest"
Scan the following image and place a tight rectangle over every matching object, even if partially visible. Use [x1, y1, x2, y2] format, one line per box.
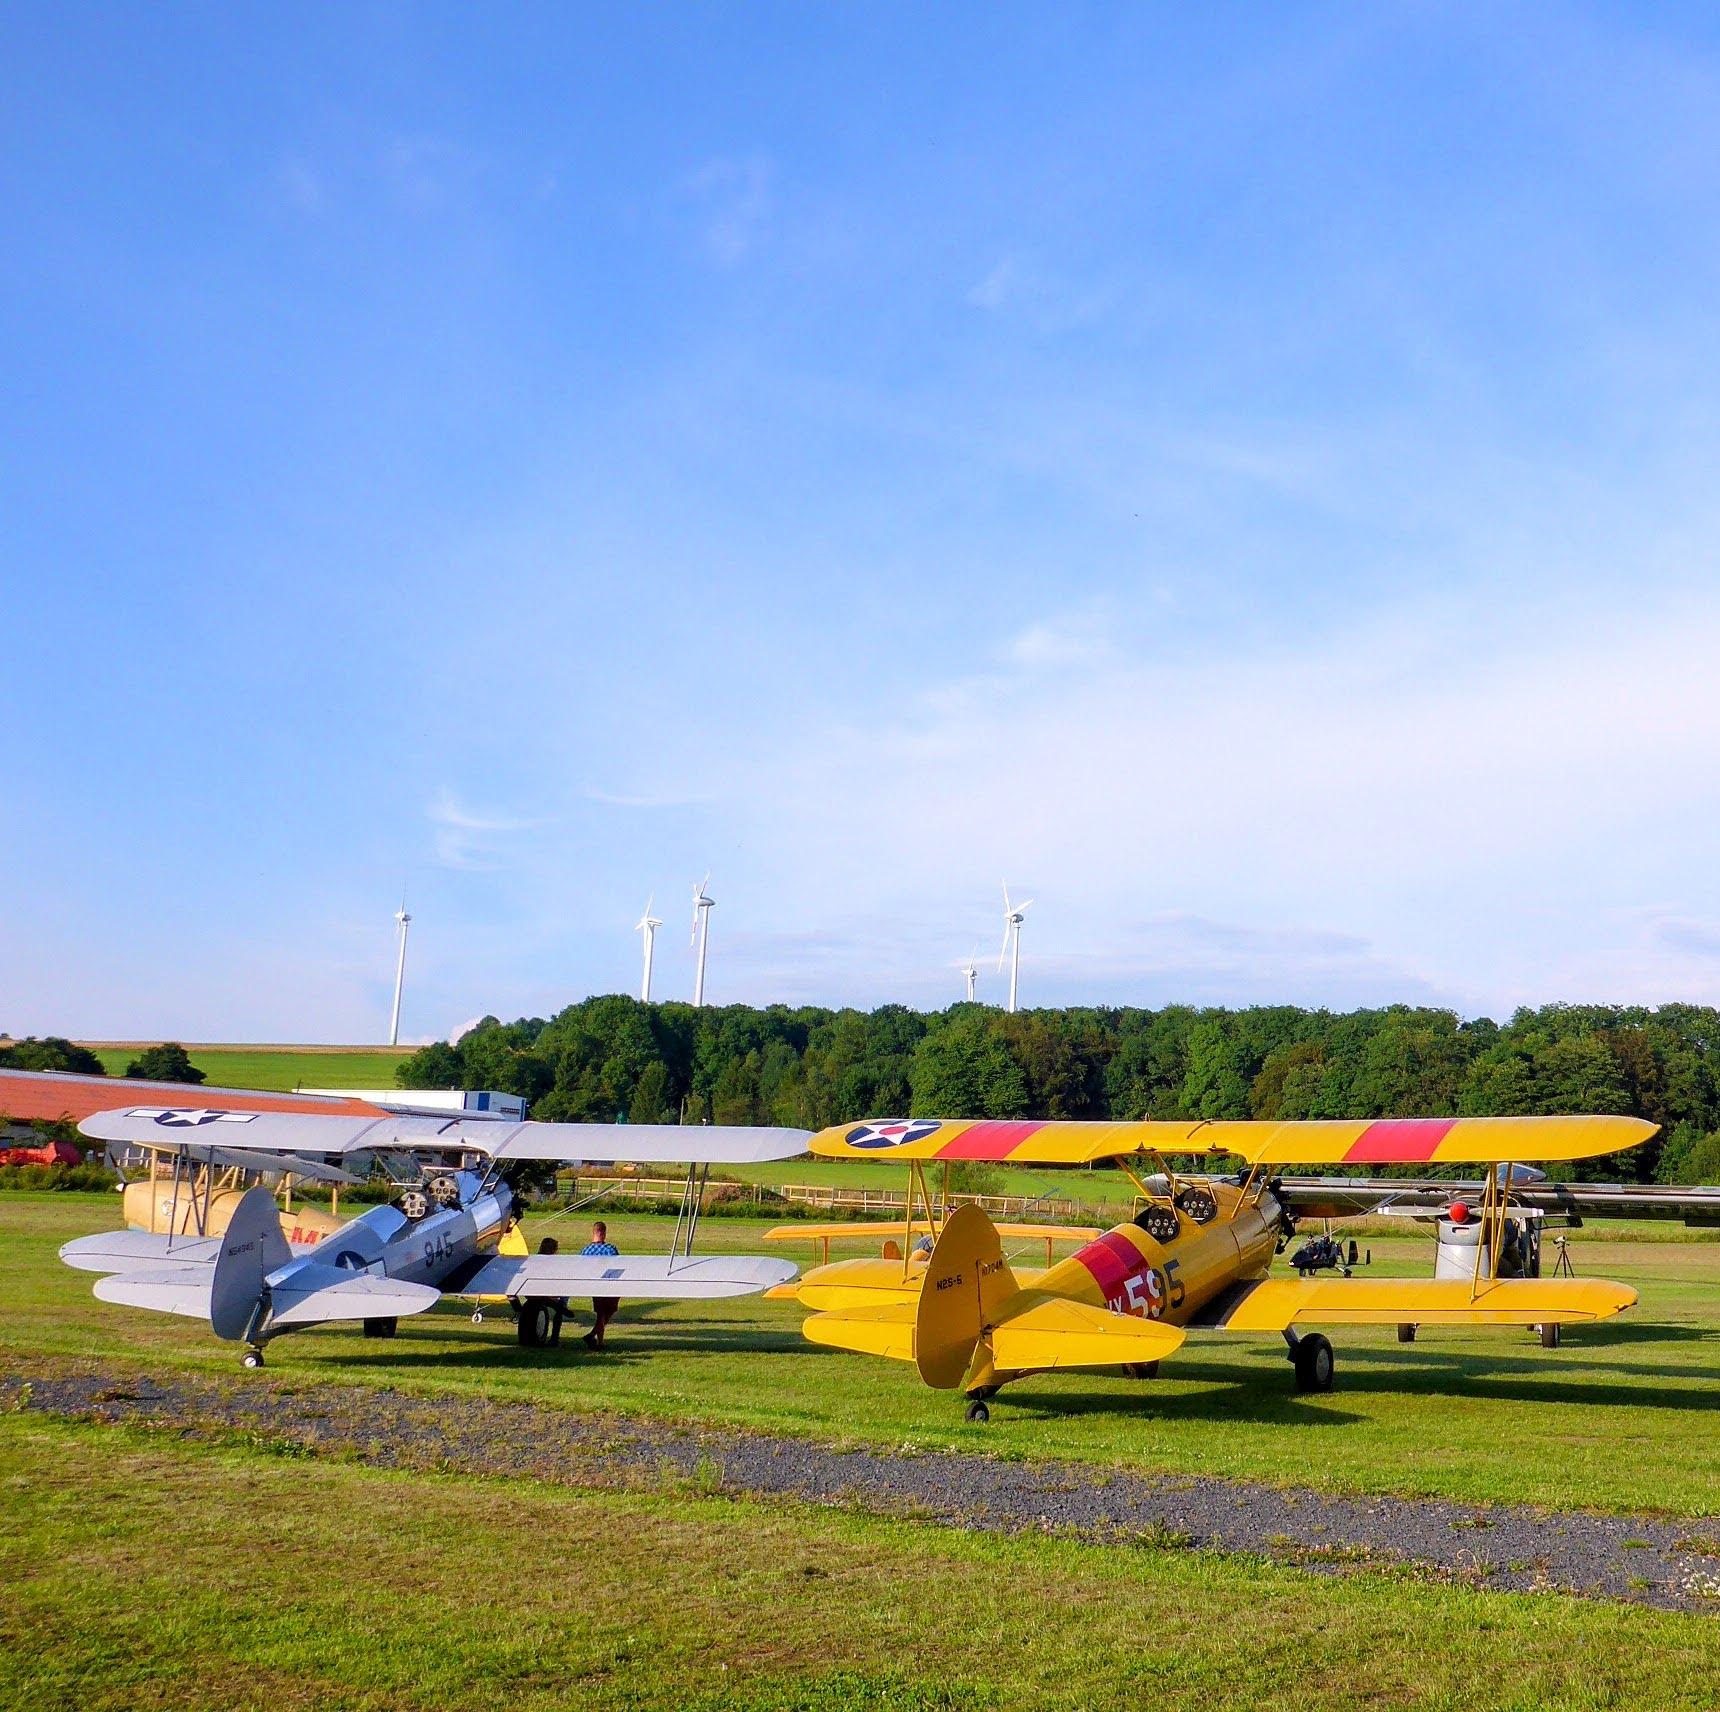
[398, 998, 1720, 1184]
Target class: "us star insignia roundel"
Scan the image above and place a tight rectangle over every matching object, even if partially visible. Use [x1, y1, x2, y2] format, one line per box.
[845, 1119, 943, 1150]
[131, 1108, 258, 1128]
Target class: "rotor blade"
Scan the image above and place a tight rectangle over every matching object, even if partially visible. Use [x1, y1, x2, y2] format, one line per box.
[1016, 898, 1035, 914]
[996, 921, 1011, 971]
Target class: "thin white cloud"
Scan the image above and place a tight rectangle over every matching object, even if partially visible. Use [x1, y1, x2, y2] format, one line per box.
[427, 790, 550, 872]
[682, 155, 773, 265]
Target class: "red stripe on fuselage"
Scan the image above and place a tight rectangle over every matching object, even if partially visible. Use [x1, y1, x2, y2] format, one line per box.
[1342, 1118, 1456, 1163]
[938, 1120, 1046, 1159]
[1073, 1228, 1143, 1300]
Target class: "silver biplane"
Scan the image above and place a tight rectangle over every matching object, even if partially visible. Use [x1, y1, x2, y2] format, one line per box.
[63, 1106, 808, 1367]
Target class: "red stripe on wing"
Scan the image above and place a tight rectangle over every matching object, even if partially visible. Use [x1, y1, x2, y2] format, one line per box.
[1342, 1118, 1457, 1163]
[937, 1120, 1045, 1159]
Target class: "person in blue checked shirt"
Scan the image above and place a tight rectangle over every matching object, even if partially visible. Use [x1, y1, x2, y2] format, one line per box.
[580, 1220, 620, 1350]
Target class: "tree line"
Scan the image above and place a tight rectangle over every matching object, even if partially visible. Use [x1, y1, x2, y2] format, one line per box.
[398, 998, 1720, 1184]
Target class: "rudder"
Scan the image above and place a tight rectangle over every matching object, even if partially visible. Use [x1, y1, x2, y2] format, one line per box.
[209, 1185, 291, 1341]
[913, 1204, 1018, 1388]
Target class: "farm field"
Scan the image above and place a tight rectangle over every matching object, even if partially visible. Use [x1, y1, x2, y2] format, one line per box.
[82, 1045, 413, 1092]
[5, 1194, 1719, 1516]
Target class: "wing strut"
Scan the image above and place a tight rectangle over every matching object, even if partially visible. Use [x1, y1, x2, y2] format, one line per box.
[668, 1160, 711, 1268]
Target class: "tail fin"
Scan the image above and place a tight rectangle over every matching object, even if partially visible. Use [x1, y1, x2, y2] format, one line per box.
[209, 1185, 291, 1341]
[913, 1204, 1018, 1388]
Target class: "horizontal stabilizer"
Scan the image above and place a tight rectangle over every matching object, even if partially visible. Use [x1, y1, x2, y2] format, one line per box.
[93, 1264, 214, 1320]
[459, 1253, 797, 1300]
[267, 1267, 442, 1328]
[989, 1292, 1186, 1372]
[61, 1230, 220, 1274]
[1215, 1277, 1638, 1332]
[803, 1302, 919, 1365]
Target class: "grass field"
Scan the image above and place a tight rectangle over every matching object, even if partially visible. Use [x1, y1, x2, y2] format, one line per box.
[6, 1411, 1720, 1712]
[83, 1045, 413, 1092]
[4, 1194, 1718, 1516]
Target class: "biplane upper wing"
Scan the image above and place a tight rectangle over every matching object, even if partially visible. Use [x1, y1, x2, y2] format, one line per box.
[81, 1106, 810, 1166]
[1276, 1175, 1720, 1225]
[809, 1115, 1657, 1166]
[1208, 1276, 1638, 1331]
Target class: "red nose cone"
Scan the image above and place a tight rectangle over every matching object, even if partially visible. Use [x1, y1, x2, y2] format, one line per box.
[1449, 1201, 1470, 1224]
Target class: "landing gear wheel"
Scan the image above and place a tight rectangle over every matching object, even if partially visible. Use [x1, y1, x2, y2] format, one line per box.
[471, 1309, 485, 1325]
[1123, 1361, 1160, 1380]
[1539, 1322, 1562, 1349]
[964, 1399, 991, 1424]
[1397, 1323, 1417, 1343]
[362, 1317, 397, 1339]
[1293, 1333, 1335, 1393]
[517, 1302, 553, 1348]
[241, 1347, 265, 1370]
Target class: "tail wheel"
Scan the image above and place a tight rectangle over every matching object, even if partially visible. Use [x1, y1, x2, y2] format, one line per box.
[517, 1302, 553, 1348]
[362, 1317, 398, 1339]
[1396, 1323, 1416, 1343]
[964, 1399, 991, 1424]
[1293, 1333, 1335, 1393]
[1540, 1322, 1562, 1349]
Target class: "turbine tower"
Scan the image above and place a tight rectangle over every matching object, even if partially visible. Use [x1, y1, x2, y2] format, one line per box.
[961, 947, 979, 1003]
[691, 874, 715, 1006]
[388, 896, 412, 1046]
[636, 896, 662, 1002]
[997, 882, 1033, 1013]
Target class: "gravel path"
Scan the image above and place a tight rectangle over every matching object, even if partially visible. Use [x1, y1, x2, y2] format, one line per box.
[7, 1362, 1719, 1613]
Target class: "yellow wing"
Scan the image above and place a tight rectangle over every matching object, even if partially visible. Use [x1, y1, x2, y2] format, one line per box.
[1214, 1277, 1638, 1332]
[811, 1115, 1656, 1167]
[803, 1292, 1186, 1373]
[988, 1292, 1186, 1371]
[803, 1301, 919, 1364]
[763, 1222, 1102, 1244]
[784, 1254, 1050, 1312]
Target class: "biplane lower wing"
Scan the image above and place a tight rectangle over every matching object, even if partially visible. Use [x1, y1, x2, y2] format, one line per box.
[458, 1253, 797, 1300]
[1213, 1277, 1638, 1332]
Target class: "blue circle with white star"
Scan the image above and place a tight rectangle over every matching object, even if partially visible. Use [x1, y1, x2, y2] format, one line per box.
[845, 1120, 942, 1150]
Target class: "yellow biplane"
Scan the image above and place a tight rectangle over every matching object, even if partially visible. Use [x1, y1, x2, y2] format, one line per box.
[777, 1113, 1656, 1420]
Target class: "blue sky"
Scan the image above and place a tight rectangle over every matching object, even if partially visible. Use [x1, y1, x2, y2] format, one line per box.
[7, 3, 1720, 1041]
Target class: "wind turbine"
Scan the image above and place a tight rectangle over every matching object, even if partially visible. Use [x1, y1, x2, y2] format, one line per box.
[636, 896, 662, 1002]
[961, 946, 979, 1003]
[388, 895, 412, 1046]
[691, 874, 715, 1006]
[997, 882, 1033, 1013]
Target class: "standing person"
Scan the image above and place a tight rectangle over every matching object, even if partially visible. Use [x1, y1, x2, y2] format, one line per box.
[581, 1219, 620, 1350]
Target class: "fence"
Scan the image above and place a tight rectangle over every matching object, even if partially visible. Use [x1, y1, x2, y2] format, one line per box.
[563, 1175, 1109, 1223]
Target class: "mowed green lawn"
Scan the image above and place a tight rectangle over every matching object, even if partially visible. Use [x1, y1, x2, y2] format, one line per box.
[86, 1046, 413, 1091]
[4, 1412, 1719, 1712]
[5, 1194, 1719, 1515]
